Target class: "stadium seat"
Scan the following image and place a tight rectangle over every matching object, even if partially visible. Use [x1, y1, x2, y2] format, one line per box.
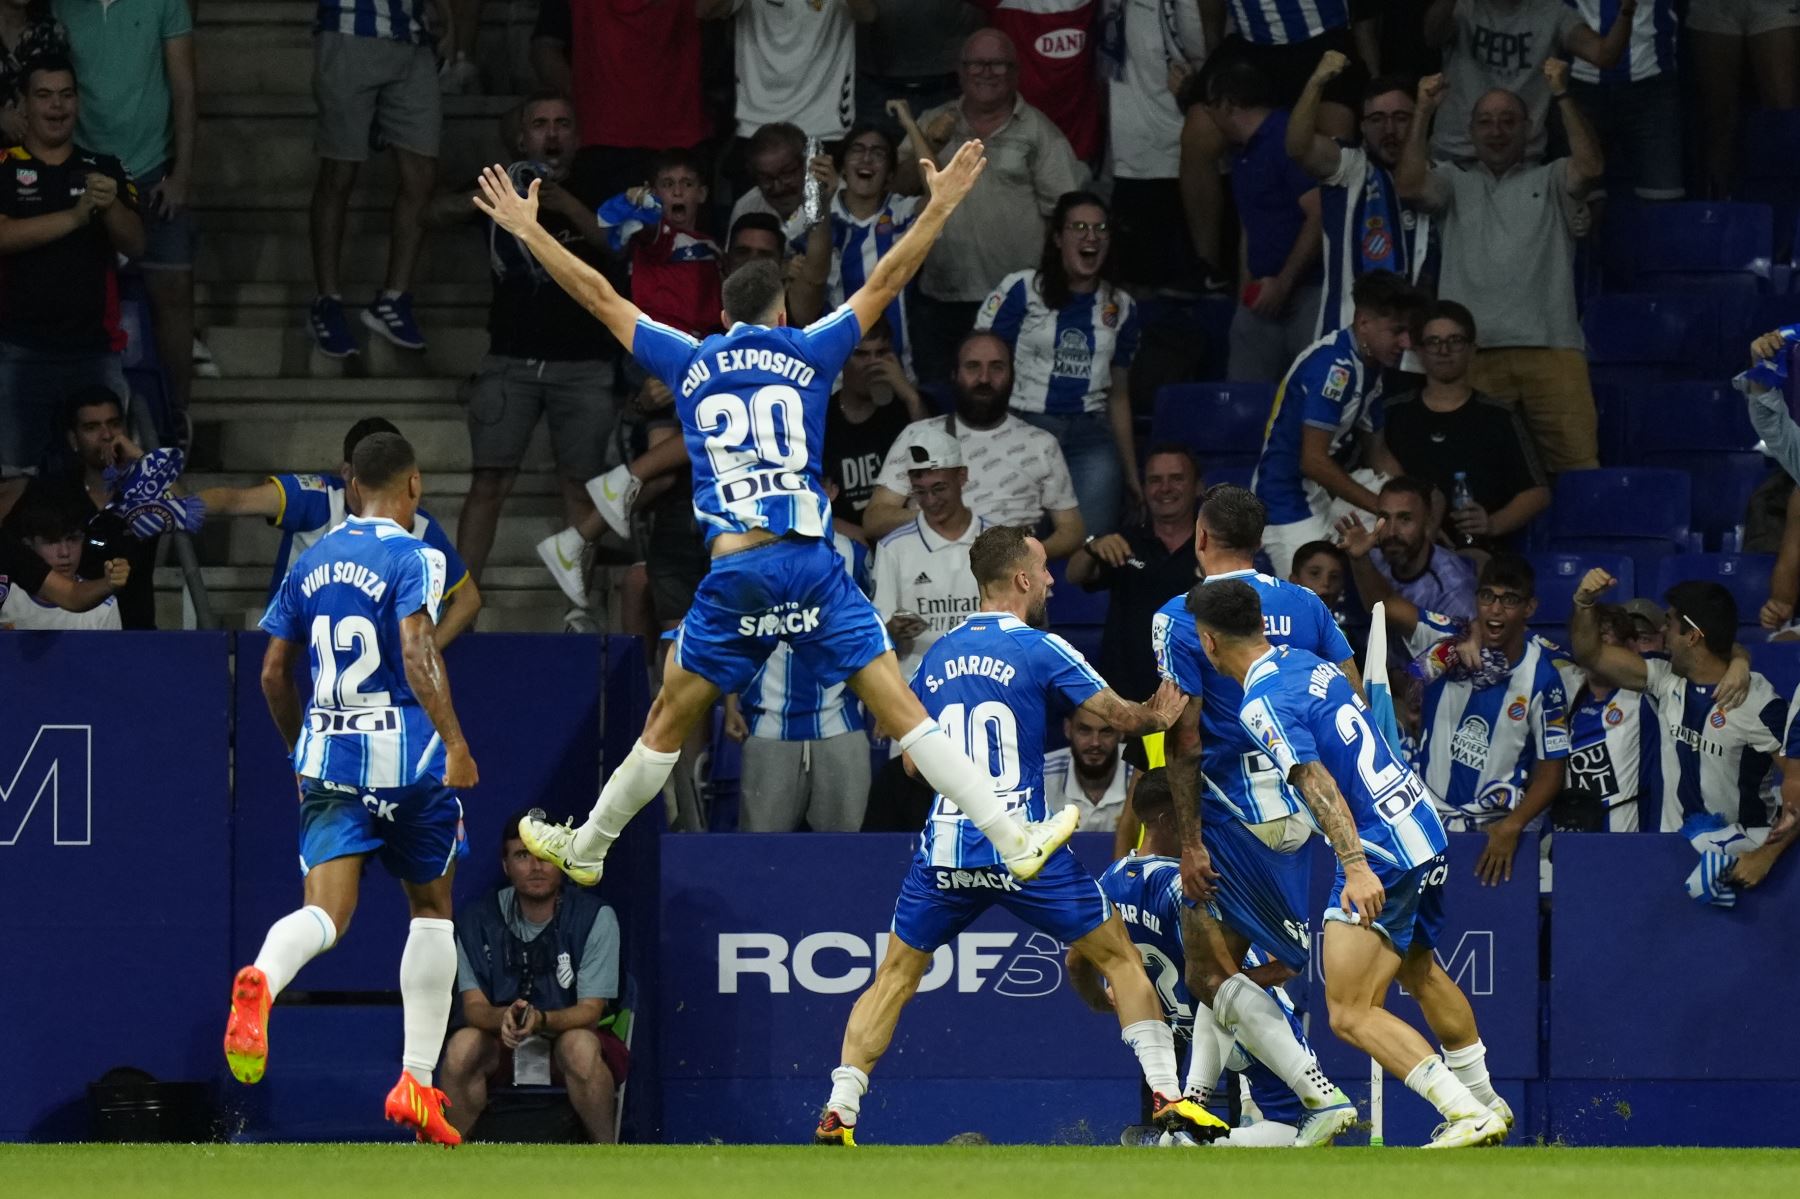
[1624, 382, 1760, 464]
[1548, 468, 1693, 582]
[1688, 453, 1771, 551]
[1047, 557, 1110, 626]
[1582, 293, 1717, 382]
[1627, 202, 1774, 294]
[1750, 638, 1800, 700]
[1151, 381, 1274, 467]
[1652, 554, 1776, 621]
[1592, 382, 1631, 466]
[1206, 462, 1256, 491]
[1527, 552, 1635, 625]
[1058, 623, 1103, 666]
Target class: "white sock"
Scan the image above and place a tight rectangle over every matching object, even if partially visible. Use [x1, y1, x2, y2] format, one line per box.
[1121, 1019, 1181, 1096]
[572, 740, 683, 861]
[252, 905, 337, 997]
[1443, 1040, 1499, 1107]
[1182, 1003, 1234, 1102]
[826, 1065, 869, 1122]
[1404, 1055, 1486, 1121]
[399, 917, 456, 1086]
[898, 720, 1029, 858]
[1214, 974, 1335, 1108]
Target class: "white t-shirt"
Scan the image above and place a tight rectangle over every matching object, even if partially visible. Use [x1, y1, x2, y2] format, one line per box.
[0, 582, 121, 630]
[731, 0, 857, 139]
[727, 187, 810, 249]
[1043, 746, 1135, 830]
[875, 414, 1079, 527]
[871, 513, 991, 682]
[1106, 0, 1204, 180]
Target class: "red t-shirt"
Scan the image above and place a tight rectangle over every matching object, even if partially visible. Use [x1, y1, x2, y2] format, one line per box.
[538, 0, 709, 150]
[973, 0, 1102, 161]
[630, 223, 723, 339]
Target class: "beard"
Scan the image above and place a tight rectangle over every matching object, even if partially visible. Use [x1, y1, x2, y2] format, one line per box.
[955, 385, 1009, 426]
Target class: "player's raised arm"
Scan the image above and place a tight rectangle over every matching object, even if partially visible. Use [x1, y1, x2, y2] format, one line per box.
[473, 164, 643, 351]
[844, 139, 988, 333]
[1568, 568, 1650, 692]
[260, 635, 305, 753]
[400, 609, 478, 789]
[1079, 678, 1187, 738]
[1288, 760, 1384, 920]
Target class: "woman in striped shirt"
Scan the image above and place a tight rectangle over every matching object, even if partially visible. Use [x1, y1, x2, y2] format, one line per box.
[975, 190, 1143, 535]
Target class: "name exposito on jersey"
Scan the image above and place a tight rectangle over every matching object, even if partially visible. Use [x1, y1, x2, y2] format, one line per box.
[680, 348, 817, 398]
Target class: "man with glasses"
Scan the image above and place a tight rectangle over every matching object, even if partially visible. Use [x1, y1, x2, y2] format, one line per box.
[1287, 55, 1438, 339]
[1382, 300, 1550, 550]
[889, 28, 1084, 386]
[869, 424, 991, 682]
[727, 122, 812, 244]
[1568, 569, 1795, 890]
[1397, 65, 1604, 473]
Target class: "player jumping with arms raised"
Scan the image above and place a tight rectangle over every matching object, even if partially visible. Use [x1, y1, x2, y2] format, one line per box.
[223, 433, 479, 1146]
[474, 142, 1079, 888]
[814, 527, 1225, 1146]
[1189, 579, 1507, 1148]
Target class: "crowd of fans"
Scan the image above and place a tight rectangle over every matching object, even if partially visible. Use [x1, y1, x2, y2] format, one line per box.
[1, 7, 1796, 895]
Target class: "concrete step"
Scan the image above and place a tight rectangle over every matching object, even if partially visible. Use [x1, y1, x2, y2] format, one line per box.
[197, 95, 514, 199]
[196, 210, 495, 288]
[199, 323, 490, 379]
[157, 573, 581, 633]
[198, 281, 489, 329]
[195, 1, 539, 97]
[186, 495, 567, 570]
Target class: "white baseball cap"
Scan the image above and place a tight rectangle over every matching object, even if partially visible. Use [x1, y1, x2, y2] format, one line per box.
[904, 423, 963, 472]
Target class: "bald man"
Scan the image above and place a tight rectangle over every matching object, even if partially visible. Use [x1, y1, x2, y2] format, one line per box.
[888, 28, 1085, 386]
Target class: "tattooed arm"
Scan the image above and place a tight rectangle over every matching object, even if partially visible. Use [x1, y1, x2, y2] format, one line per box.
[1289, 760, 1385, 921]
[1163, 693, 1221, 903]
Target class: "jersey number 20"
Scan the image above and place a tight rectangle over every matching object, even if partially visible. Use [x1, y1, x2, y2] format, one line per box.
[695, 385, 807, 482]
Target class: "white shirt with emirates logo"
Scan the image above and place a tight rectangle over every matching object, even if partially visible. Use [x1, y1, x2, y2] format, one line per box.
[871, 513, 993, 683]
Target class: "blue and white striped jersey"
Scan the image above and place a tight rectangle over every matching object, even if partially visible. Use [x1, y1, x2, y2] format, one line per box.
[260, 516, 449, 788]
[740, 530, 871, 740]
[914, 613, 1106, 868]
[1568, 0, 1677, 84]
[1240, 645, 1448, 871]
[1418, 637, 1571, 823]
[315, 0, 432, 43]
[1227, 0, 1349, 44]
[264, 472, 468, 604]
[975, 270, 1142, 416]
[632, 306, 862, 544]
[1316, 147, 1436, 337]
[1252, 328, 1384, 526]
[1648, 659, 1786, 831]
[1562, 679, 1658, 831]
[1098, 852, 1193, 1024]
[823, 191, 922, 378]
[1152, 569, 1354, 824]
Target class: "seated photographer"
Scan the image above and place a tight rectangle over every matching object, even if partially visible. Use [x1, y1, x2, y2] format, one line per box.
[443, 813, 627, 1143]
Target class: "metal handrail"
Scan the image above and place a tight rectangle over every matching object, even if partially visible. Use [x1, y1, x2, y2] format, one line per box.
[127, 399, 216, 630]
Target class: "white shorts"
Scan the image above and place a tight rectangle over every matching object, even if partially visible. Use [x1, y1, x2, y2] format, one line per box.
[1687, 0, 1800, 36]
[1262, 467, 1389, 577]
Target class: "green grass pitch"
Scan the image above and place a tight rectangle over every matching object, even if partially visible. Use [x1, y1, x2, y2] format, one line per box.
[2, 1145, 1796, 1199]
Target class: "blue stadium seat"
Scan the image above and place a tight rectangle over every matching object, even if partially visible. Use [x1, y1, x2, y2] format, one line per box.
[1527, 552, 1635, 626]
[1549, 468, 1694, 582]
[1206, 462, 1257, 491]
[1627, 202, 1774, 294]
[1592, 382, 1631, 466]
[1624, 382, 1760, 464]
[1652, 554, 1776, 621]
[1151, 381, 1275, 467]
[1047, 557, 1110, 626]
[1058, 623, 1103, 666]
[1689, 453, 1771, 551]
[1751, 639, 1800, 701]
[1582, 293, 1717, 381]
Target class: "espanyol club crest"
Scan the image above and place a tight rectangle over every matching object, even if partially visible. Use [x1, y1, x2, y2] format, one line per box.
[1710, 709, 1727, 729]
[15, 168, 35, 187]
[1506, 697, 1528, 721]
[1101, 301, 1119, 328]
[1604, 704, 1624, 727]
[1361, 215, 1390, 260]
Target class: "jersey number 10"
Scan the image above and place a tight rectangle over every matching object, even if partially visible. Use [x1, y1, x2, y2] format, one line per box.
[934, 701, 1027, 815]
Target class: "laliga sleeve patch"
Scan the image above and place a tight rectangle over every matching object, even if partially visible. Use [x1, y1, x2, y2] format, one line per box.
[1322, 364, 1350, 401]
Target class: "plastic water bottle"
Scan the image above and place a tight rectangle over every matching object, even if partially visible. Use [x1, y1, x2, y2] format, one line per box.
[1450, 471, 1476, 546]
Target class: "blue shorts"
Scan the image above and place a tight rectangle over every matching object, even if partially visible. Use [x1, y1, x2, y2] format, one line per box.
[1325, 853, 1448, 956]
[1202, 809, 1311, 971]
[890, 847, 1112, 953]
[672, 536, 892, 694]
[298, 776, 469, 885]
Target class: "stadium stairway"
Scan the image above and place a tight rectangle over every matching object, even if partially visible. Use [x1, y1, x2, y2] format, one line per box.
[162, 2, 577, 631]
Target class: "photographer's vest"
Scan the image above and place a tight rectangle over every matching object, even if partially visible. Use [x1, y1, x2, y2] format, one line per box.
[457, 884, 605, 1010]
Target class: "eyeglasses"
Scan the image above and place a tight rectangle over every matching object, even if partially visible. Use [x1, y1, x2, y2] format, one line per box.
[1421, 335, 1472, 353]
[1670, 611, 1705, 636]
[1476, 589, 1529, 610]
[909, 482, 956, 501]
[1064, 220, 1110, 236]
[961, 58, 1015, 74]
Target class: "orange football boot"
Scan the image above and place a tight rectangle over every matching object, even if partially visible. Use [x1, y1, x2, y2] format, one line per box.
[385, 1071, 462, 1147]
[223, 966, 273, 1084]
